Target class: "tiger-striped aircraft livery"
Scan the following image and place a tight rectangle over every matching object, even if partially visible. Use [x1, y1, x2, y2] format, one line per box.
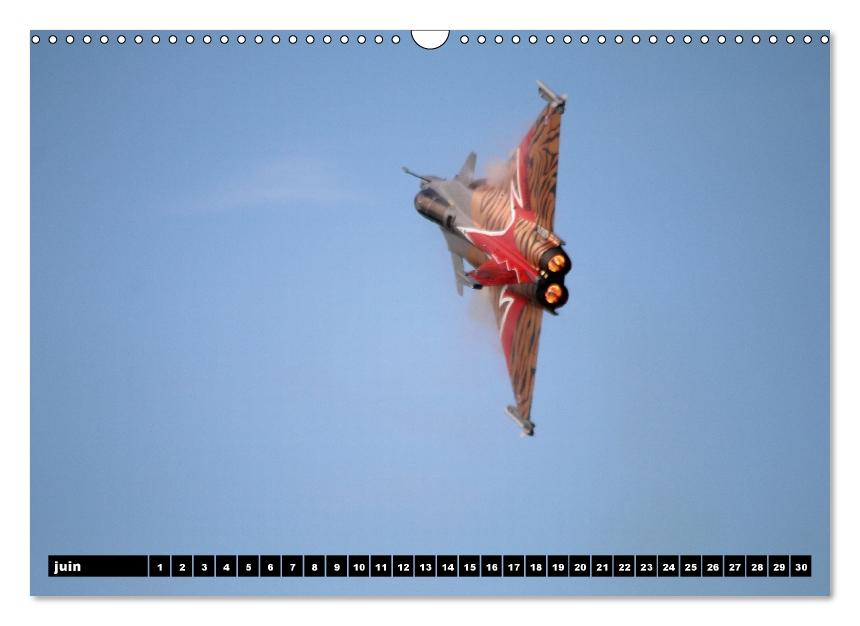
[405, 81, 570, 437]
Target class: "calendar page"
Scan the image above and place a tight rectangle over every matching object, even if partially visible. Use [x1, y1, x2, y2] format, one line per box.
[30, 29, 830, 596]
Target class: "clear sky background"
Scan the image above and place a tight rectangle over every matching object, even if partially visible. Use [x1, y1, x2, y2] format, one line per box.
[30, 30, 829, 595]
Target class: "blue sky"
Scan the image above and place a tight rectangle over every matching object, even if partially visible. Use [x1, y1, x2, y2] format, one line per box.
[30, 30, 829, 595]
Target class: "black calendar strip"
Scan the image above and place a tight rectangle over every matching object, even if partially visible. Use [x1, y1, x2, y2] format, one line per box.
[48, 555, 812, 578]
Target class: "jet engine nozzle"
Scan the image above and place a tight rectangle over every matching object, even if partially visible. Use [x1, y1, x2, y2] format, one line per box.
[539, 246, 572, 276]
[539, 280, 569, 310]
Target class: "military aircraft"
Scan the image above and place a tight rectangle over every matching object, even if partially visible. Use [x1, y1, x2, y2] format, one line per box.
[405, 81, 570, 437]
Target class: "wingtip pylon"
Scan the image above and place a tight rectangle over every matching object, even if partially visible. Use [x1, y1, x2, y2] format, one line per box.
[536, 80, 566, 113]
[505, 405, 535, 437]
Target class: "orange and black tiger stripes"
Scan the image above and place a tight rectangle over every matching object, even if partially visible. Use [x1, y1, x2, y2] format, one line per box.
[488, 286, 544, 420]
[508, 300, 543, 419]
[470, 190, 557, 272]
[513, 218, 557, 269]
[469, 104, 561, 265]
[470, 184, 512, 233]
[526, 104, 562, 232]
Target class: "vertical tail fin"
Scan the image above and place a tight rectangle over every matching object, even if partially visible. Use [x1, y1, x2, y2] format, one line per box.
[455, 152, 477, 184]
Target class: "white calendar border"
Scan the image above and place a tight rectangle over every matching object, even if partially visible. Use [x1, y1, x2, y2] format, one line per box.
[2, 1, 851, 625]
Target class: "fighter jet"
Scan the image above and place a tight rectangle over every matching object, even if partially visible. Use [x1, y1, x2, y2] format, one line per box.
[405, 81, 570, 437]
